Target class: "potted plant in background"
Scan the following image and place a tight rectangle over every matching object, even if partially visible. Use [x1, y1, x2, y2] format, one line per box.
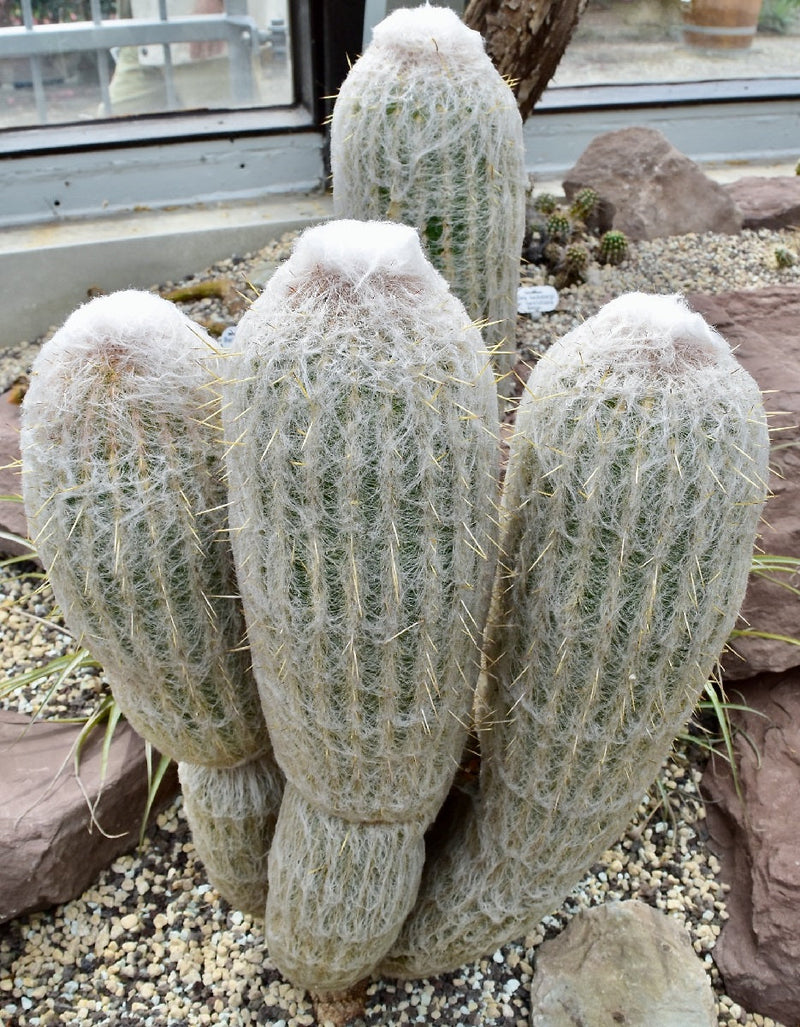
[680, 0, 766, 48]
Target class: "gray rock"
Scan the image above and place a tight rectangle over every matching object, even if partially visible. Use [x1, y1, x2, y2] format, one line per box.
[701, 669, 800, 1027]
[0, 711, 178, 924]
[0, 392, 31, 558]
[563, 127, 742, 240]
[687, 287, 800, 679]
[726, 175, 800, 230]
[528, 900, 716, 1027]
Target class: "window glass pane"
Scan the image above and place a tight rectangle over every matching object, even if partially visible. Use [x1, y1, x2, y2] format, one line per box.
[0, 0, 291, 128]
[553, 0, 800, 86]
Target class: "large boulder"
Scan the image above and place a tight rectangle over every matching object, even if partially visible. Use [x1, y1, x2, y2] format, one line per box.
[687, 287, 800, 679]
[528, 900, 717, 1027]
[0, 711, 178, 924]
[701, 669, 800, 1026]
[725, 175, 800, 230]
[563, 127, 742, 240]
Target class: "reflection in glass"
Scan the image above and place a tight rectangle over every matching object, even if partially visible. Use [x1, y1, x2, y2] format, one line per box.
[0, 0, 291, 128]
[552, 0, 800, 87]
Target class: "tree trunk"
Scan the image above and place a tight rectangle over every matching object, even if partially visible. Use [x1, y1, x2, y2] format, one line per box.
[464, 0, 589, 120]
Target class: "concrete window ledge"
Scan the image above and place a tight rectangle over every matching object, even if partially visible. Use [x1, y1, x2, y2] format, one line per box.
[1, 191, 333, 351]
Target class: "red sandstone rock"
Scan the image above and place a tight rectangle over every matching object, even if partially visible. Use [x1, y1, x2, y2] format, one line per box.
[701, 670, 800, 1026]
[687, 287, 800, 680]
[563, 127, 742, 240]
[725, 175, 800, 230]
[0, 711, 178, 924]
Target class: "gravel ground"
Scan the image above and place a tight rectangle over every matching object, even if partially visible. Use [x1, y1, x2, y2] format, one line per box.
[2, 215, 798, 1027]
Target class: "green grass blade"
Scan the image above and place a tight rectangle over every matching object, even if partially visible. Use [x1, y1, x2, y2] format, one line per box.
[139, 745, 173, 848]
[730, 628, 800, 646]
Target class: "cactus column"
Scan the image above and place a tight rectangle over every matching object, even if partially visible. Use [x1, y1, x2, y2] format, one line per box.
[380, 292, 770, 978]
[222, 220, 500, 991]
[21, 290, 281, 915]
[330, 5, 527, 396]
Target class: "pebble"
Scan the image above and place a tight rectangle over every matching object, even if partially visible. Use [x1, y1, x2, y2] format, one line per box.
[2, 222, 796, 1027]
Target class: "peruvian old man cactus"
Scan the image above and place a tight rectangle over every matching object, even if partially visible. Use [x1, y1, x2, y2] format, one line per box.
[21, 224, 769, 1013]
[330, 4, 527, 396]
[20, 290, 284, 917]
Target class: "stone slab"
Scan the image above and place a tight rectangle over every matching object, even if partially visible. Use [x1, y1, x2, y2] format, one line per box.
[701, 669, 800, 1026]
[0, 710, 178, 924]
[687, 286, 800, 679]
[725, 175, 800, 230]
[0, 392, 30, 558]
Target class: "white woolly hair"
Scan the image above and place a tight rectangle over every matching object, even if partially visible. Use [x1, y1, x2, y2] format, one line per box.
[330, 6, 527, 391]
[370, 4, 485, 60]
[380, 292, 770, 979]
[271, 219, 440, 296]
[552, 292, 733, 382]
[223, 215, 499, 991]
[179, 756, 284, 917]
[29, 289, 215, 408]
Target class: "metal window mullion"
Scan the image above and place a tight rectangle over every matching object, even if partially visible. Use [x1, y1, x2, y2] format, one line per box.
[225, 0, 255, 105]
[158, 0, 179, 110]
[20, 0, 48, 124]
[89, 0, 113, 116]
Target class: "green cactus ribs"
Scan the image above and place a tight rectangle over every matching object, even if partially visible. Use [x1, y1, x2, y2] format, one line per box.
[222, 219, 500, 992]
[599, 229, 629, 266]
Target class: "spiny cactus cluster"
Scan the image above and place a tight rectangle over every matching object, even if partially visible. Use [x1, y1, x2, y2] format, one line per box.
[569, 186, 600, 224]
[19, 4, 772, 1021]
[546, 212, 572, 244]
[524, 187, 630, 284]
[599, 228, 630, 265]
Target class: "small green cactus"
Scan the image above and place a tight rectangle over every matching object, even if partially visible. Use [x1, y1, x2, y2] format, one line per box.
[556, 243, 590, 287]
[546, 211, 572, 244]
[775, 245, 797, 268]
[533, 191, 559, 215]
[599, 229, 629, 265]
[542, 241, 565, 272]
[569, 186, 600, 223]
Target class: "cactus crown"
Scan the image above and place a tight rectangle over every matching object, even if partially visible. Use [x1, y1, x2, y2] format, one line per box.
[370, 5, 485, 61]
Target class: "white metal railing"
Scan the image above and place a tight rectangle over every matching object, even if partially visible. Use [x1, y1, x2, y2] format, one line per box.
[0, 0, 287, 123]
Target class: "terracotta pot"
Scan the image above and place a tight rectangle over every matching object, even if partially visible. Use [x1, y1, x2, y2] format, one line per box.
[681, 0, 764, 49]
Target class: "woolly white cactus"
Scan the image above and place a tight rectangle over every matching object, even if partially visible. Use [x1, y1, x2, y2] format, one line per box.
[330, 4, 527, 395]
[21, 290, 281, 912]
[222, 219, 500, 990]
[379, 292, 770, 977]
[19, 262, 768, 1015]
[178, 757, 284, 917]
